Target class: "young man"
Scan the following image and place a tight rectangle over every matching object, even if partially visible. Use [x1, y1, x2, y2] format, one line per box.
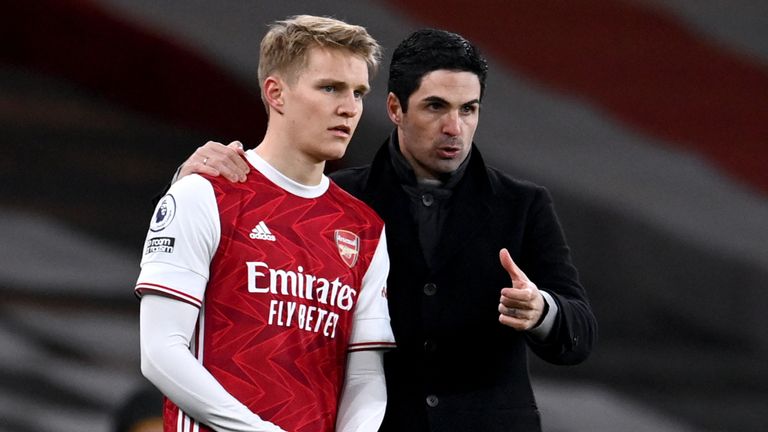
[183, 29, 597, 431]
[136, 15, 394, 432]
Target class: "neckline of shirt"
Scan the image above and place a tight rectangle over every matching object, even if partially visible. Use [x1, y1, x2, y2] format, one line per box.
[245, 149, 329, 199]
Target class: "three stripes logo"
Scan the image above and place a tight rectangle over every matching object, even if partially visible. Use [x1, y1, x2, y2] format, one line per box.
[249, 221, 276, 241]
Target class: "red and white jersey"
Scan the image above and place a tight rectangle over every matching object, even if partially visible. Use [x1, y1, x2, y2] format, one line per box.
[135, 150, 394, 432]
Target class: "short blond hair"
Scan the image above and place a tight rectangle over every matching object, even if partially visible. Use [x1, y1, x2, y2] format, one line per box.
[257, 15, 381, 108]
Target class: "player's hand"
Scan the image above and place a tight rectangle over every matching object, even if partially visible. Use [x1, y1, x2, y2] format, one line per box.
[178, 140, 249, 182]
[498, 248, 545, 330]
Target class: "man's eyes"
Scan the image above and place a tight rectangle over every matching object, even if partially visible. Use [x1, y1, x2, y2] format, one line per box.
[425, 103, 477, 113]
[322, 86, 364, 99]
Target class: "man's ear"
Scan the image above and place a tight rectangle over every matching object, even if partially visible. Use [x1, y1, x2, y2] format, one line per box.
[263, 76, 285, 115]
[386, 92, 403, 125]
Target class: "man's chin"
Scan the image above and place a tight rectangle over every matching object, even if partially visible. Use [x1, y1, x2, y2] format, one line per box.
[322, 148, 347, 162]
[434, 161, 462, 174]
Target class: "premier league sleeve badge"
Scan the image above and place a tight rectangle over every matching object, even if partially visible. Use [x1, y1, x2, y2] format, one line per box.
[150, 194, 177, 232]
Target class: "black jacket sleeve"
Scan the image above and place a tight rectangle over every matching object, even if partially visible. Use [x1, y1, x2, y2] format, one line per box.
[522, 187, 597, 364]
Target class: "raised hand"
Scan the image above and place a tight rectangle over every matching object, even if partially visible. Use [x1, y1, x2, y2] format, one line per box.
[498, 248, 545, 330]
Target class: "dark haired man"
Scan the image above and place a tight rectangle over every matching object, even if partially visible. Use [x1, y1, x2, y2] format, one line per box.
[179, 28, 597, 431]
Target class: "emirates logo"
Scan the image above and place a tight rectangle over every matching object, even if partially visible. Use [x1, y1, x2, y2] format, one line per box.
[334, 230, 360, 268]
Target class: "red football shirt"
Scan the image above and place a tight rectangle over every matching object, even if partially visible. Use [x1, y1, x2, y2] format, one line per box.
[136, 150, 394, 432]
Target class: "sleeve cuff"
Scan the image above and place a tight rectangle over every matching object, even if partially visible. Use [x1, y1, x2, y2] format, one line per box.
[135, 262, 207, 308]
[527, 290, 558, 340]
[348, 317, 396, 352]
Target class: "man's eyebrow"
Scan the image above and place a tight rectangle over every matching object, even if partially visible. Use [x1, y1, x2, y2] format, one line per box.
[421, 96, 480, 106]
[421, 96, 449, 104]
[317, 78, 370, 94]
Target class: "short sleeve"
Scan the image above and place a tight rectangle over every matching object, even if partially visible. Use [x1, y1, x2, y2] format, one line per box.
[135, 175, 220, 308]
[348, 227, 396, 351]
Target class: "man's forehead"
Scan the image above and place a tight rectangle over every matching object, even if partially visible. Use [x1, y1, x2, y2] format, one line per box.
[419, 69, 479, 86]
[413, 70, 481, 101]
[301, 47, 369, 81]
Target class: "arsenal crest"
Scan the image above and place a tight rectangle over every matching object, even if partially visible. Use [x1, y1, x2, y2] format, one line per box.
[334, 230, 360, 268]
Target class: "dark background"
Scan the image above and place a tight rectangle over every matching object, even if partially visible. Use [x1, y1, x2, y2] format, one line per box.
[2, 1, 767, 431]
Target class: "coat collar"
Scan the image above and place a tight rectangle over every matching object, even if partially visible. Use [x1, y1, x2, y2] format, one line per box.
[386, 130, 472, 189]
[364, 131, 494, 271]
[365, 130, 494, 197]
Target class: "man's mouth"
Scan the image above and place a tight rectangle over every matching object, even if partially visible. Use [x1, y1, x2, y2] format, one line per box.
[436, 146, 461, 158]
[329, 125, 351, 137]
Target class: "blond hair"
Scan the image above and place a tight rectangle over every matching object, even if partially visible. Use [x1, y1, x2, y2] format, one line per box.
[257, 15, 381, 109]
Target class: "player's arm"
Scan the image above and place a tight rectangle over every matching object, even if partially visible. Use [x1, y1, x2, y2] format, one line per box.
[335, 350, 386, 432]
[141, 294, 286, 432]
[336, 227, 395, 431]
[138, 176, 283, 431]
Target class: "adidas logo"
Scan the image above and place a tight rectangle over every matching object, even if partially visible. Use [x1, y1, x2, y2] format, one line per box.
[249, 221, 276, 241]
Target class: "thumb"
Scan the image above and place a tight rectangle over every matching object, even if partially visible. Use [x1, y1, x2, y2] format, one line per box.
[499, 248, 526, 283]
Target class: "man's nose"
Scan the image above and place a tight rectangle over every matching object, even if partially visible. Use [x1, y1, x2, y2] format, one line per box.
[442, 110, 461, 136]
[337, 91, 360, 117]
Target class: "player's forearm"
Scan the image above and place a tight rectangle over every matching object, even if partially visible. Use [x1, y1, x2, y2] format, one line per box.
[335, 350, 387, 432]
[140, 295, 285, 432]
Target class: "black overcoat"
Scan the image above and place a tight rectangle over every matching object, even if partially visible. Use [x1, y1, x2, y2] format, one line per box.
[331, 138, 597, 431]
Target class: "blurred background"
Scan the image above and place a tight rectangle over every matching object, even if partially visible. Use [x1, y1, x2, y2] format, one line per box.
[2, 0, 767, 431]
